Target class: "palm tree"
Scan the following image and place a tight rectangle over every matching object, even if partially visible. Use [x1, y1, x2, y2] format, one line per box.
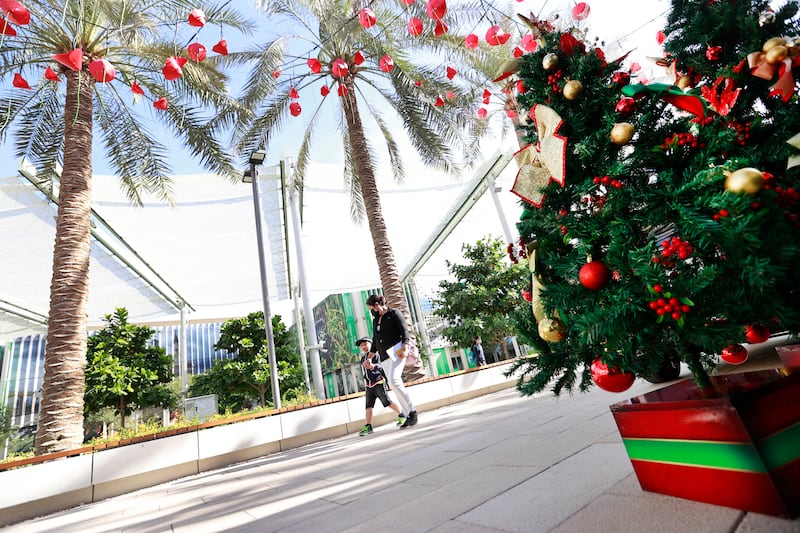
[0, 0, 252, 454]
[235, 0, 499, 323]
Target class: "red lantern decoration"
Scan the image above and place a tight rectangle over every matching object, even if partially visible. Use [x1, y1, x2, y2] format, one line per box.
[446, 66, 457, 79]
[320, 85, 330, 96]
[744, 324, 770, 344]
[434, 19, 448, 36]
[0, 18, 16, 35]
[331, 58, 348, 78]
[426, 0, 446, 20]
[187, 42, 207, 62]
[89, 58, 116, 83]
[464, 34, 478, 49]
[571, 2, 590, 20]
[337, 84, 348, 97]
[153, 97, 169, 110]
[289, 101, 302, 117]
[162, 56, 187, 81]
[721, 344, 749, 365]
[212, 39, 229, 55]
[358, 8, 376, 28]
[476, 107, 487, 119]
[379, 55, 394, 73]
[434, 95, 445, 106]
[1, 1, 30, 25]
[44, 67, 60, 82]
[12, 72, 30, 89]
[289, 87, 299, 99]
[54, 48, 83, 71]
[485, 25, 509, 46]
[307, 58, 322, 73]
[590, 358, 635, 393]
[187, 8, 206, 27]
[578, 261, 611, 290]
[131, 80, 145, 95]
[408, 17, 423, 37]
[353, 50, 365, 65]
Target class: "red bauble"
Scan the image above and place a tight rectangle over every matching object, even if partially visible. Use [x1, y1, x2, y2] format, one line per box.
[721, 344, 748, 365]
[153, 97, 169, 110]
[89, 58, 116, 83]
[212, 39, 229, 56]
[307, 58, 322, 73]
[320, 85, 330, 96]
[289, 102, 302, 117]
[590, 358, 635, 393]
[745, 324, 770, 344]
[187, 8, 206, 27]
[521, 289, 532, 302]
[358, 8, 376, 28]
[331, 58, 348, 78]
[162, 57, 187, 81]
[464, 33, 479, 49]
[187, 42, 207, 62]
[578, 261, 611, 290]
[353, 51, 365, 65]
[379, 55, 394, 72]
[408, 17, 423, 36]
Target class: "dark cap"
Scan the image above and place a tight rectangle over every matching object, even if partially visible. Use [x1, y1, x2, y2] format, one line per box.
[355, 336, 372, 348]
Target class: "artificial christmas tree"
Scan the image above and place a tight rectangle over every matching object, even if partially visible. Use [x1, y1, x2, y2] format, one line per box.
[500, 0, 800, 517]
[505, 0, 800, 395]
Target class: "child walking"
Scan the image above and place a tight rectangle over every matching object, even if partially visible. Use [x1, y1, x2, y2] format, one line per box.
[356, 337, 405, 436]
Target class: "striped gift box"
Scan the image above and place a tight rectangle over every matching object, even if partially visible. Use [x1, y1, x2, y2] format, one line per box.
[611, 368, 800, 518]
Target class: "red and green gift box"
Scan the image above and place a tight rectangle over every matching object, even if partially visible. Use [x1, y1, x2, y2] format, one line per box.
[611, 368, 800, 518]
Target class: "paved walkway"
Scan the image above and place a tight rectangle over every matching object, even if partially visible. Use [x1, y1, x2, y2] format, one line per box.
[6, 377, 800, 533]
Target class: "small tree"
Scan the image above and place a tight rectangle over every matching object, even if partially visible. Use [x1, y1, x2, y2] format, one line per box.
[84, 309, 178, 429]
[190, 312, 303, 412]
[434, 237, 527, 357]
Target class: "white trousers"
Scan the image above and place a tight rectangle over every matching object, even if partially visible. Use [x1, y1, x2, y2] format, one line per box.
[385, 343, 415, 415]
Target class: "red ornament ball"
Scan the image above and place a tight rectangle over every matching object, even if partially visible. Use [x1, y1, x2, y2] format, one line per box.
[590, 358, 635, 393]
[744, 324, 770, 344]
[289, 102, 302, 117]
[721, 344, 749, 365]
[579, 261, 611, 290]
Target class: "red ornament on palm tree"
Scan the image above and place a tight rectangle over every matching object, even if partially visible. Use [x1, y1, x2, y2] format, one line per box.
[485, 25, 510, 46]
[212, 40, 228, 55]
[331, 58, 349, 78]
[1, 0, 30, 25]
[408, 17, 423, 37]
[187, 43, 207, 62]
[289, 102, 302, 116]
[320, 85, 330, 96]
[162, 57, 187, 81]
[434, 19, 448, 36]
[379, 55, 394, 73]
[45, 67, 60, 82]
[153, 97, 169, 110]
[131, 81, 145, 95]
[464, 34, 478, 49]
[307, 58, 322, 73]
[54, 48, 83, 71]
[12, 72, 30, 89]
[89, 59, 116, 82]
[358, 8, 376, 28]
[426, 0, 446, 20]
[353, 51, 365, 65]
[0, 18, 16, 35]
[590, 358, 635, 392]
[187, 8, 205, 27]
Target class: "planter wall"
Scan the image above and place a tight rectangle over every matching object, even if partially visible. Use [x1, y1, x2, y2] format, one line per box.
[0, 362, 516, 527]
[611, 368, 800, 518]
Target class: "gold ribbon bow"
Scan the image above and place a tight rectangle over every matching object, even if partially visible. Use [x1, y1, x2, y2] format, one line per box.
[747, 52, 796, 103]
[511, 104, 567, 207]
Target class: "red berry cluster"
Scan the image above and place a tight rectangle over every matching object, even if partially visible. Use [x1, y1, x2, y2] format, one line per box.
[592, 175, 623, 189]
[547, 70, 564, 92]
[712, 208, 729, 221]
[690, 115, 714, 126]
[506, 237, 528, 264]
[581, 193, 607, 212]
[727, 120, 751, 146]
[648, 285, 692, 321]
[660, 132, 704, 152]
[660, 236, 693, 259]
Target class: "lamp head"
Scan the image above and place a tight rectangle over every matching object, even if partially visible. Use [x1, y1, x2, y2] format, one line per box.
[249, 150, 267, 165]
[242, 168, 253, 183]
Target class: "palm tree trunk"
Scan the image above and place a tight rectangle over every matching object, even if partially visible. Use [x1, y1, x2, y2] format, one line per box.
[340, 79, 410, 321]
[34, 70, 94, 455]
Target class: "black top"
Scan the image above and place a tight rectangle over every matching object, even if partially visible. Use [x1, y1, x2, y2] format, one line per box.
[360, 352, 385, 388]
[371, 307, 410, 361]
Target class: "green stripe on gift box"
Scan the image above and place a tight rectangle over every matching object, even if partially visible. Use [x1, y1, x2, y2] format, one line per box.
[758, 420, 800, 471]
[623, 438, 767, 473]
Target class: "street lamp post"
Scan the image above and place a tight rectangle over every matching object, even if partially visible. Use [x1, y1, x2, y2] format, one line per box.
[244, 150, 281, 410]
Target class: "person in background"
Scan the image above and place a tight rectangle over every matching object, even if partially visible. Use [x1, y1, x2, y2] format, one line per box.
[356, 336, 405, 436]
[365, 294, 418, 428]
[471, 336, 487, 367]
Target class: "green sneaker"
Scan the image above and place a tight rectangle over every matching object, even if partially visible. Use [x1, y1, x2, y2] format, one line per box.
[359, 424, 373, 436]
[396, 415, 407, 427]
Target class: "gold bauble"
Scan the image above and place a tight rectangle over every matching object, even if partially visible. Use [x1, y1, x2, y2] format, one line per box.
[542, 53, 559, 71]
[762, 37, 787, 53]
[563, 80, 584, 100]
[765, 45, 788, 64]
[610, 122, 635, 145]
[676, 76, 691, 90]
[538, 317, 566, 343]
[725, 167, 764, 194]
